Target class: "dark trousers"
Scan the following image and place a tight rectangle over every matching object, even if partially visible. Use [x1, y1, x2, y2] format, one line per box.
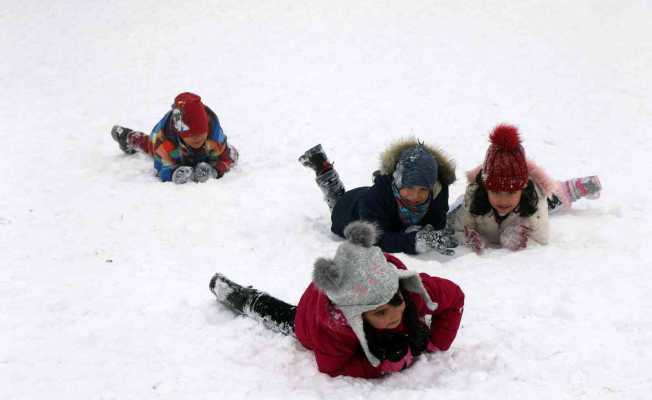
[249, 293, 297, 336]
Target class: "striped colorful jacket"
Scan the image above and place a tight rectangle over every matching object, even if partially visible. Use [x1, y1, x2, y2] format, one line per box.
[149, 106, 237, 181]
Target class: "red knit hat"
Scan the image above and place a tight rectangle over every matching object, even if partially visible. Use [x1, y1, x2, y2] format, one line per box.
[482, 124, 528, 192]
[171, 92, 209, 138]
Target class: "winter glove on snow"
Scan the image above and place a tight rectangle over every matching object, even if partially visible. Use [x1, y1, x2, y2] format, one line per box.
[415, 224, 458, 255]
[172, 166, 194, 184]
[464, 226, 486, 255]
[380, 348, 414, 374]
[193, 162, 218, 183]
[500, 224, 531, 251]
[366, 329, 411, 362]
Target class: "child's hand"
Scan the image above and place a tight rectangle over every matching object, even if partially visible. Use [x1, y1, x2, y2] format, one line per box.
[415, 225, 458, 255]
[426, 342, 440, 352]
[464, 226, 485, 254]
[193, 162, 218, 182]
[380, 348, 414, 374]
[500, 224, 531, 251]
[172, 166, 194, 184]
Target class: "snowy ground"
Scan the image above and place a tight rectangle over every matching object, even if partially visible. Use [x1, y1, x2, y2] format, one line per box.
[2, 1, 652, 399]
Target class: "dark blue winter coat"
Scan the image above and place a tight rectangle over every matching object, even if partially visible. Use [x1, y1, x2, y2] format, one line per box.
[330, 140, 456, 254]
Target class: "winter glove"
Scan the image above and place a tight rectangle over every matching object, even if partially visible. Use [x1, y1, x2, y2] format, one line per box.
[193, 162, 218, 183]
[380, 348, 414, 374]
[367, 330, 410, 362]
[464, 226, 486, 255]
[500, 224, 531, 251]
[415, 224, 458, 255]
[171, 166, 194, 184]
[426, 342, 440, 352]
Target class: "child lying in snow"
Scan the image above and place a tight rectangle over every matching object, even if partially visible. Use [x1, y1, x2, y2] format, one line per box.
[209, 221, 465, 378]
[449, 124, 602, 253]
[298, 139, 458, 256]
[111, 92, 238, 183]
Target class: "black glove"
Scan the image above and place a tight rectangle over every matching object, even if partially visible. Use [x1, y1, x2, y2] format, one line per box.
[366, 329, 410, 362]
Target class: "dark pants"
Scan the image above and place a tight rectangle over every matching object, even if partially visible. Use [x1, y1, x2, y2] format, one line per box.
[249, 293, 297, 336]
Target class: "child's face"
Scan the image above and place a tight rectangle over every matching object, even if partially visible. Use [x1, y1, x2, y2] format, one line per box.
[363, 297, 406, 330]
[182, 131, 209, 149]
[399, 185, 430, 206]
[488, 190, 523, 216]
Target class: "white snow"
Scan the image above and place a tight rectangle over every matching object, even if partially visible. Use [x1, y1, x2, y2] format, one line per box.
[2, 1, 652, 399]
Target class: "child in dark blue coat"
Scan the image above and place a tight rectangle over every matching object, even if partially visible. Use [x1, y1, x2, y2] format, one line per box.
[299, 139, 458, 255]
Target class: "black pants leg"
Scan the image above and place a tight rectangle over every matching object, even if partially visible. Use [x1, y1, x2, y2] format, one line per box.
[249, 293, 297, 336]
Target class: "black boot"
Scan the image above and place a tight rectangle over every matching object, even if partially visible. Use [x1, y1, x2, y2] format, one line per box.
[299, 144, 346, 209]
[209, 273, 260, 315]
[298, 144, 333, 175]
[111, 125, 137, 154]
[209, 273, 297, 335]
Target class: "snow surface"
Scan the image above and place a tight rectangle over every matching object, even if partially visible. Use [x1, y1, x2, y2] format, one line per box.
[2, 1, 652, 399]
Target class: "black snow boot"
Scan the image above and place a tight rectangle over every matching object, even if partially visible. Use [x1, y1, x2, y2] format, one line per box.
[298, 144, 333, 175]
[209, 273, 261, 315]
[111, 125, 137, 155]
[299, 144, 346, 210]
[209, 273, 297, 334]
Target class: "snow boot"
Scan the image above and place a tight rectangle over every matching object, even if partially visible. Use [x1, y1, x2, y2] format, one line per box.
[111, 125, 137, 155]
[565, 176, 602, 200]
[209, 273, 261, 315]
[209, 273, 297, 334]
[548, 176, 602, 214]
[298, 144, 333, 175]
[299, 144, 346, 210]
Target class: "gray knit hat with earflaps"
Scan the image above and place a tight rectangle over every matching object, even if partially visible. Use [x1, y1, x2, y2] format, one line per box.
[312, 221, 438, 367]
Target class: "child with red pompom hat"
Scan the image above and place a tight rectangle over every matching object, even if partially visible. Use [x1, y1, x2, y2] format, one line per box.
[449, 124, 601, 253]
[111, 92, 238, 183]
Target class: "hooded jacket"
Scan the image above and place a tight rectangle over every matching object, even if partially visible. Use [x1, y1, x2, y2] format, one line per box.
[330, 139, 456, 254]
[293, 253, 465, 378]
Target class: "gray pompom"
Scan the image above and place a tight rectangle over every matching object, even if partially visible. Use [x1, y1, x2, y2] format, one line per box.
[312, 258, 342, 292]
[343, 221, 378, 248]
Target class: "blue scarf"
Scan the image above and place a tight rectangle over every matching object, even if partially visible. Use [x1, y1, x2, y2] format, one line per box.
[392, 184, 431, 226]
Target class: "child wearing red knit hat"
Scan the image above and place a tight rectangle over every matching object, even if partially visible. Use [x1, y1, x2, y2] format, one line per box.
[111, 92, 238, 183]
[449, 124, 601, 253]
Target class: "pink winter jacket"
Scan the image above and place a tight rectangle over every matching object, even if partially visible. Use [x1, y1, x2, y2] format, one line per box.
[451, 160, 557, 246]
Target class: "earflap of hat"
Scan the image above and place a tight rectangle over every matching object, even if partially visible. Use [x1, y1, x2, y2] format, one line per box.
[396, 270, 437, 311]
[339, 307, 382, 367]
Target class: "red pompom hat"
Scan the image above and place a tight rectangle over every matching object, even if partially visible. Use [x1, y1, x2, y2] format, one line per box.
[482, 124, 528, 192]
[171, 92, 209, 138]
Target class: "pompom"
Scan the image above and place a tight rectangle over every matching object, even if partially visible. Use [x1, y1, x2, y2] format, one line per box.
[489, 124, 521, 151]
[343, 221, 378, 247]
[312, 258, 342, 292]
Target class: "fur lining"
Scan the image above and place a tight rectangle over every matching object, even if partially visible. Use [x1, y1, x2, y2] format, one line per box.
[466, 159, 555, 197]
[379, 137, 456, 186]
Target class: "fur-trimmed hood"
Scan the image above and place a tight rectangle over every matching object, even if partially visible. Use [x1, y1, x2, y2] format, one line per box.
[466, 159, 556, 197]
[378, 138, 456, 186]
